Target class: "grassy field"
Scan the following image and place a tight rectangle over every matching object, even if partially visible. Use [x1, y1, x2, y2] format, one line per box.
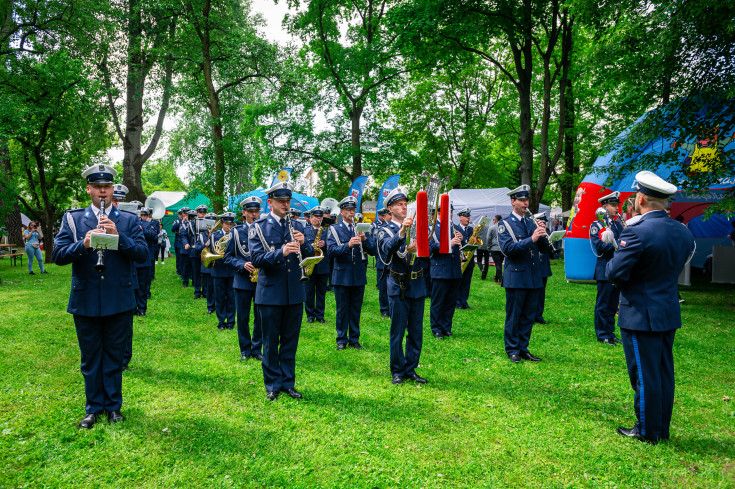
[0, 257, 733, 488]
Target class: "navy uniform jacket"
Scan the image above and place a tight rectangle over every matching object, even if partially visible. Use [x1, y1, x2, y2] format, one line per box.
[326, 221, 377, 287]
[141, 219, 160, 261]
[371, 221, 386, 270]
[606, 210, 694, 332]
[172, 219, 188, 249]
[590, 219, 623, 280]
[208, 228, 235, 278]
[188, 220, 206, 257]
[497, 213, 552, 289]
[429, 222, 462, 279]
[303, 225, 330, 275]
[378, 221, 426, 298]
[52, 205, 149, 316]
[248, 215, 314, 305]
[136, 218, 158, 268]
[539, 229, 553, 278]
[224, 223, 256, 290]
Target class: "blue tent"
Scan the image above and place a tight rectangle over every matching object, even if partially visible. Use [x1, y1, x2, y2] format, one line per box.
[228, 189, 319, 215]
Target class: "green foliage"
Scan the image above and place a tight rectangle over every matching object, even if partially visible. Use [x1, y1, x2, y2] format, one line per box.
[1, 261, 734, 486]
[139, 158, 187, 194]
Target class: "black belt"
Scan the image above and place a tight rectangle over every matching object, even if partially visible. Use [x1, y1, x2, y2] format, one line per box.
[390, 268, 423, 282]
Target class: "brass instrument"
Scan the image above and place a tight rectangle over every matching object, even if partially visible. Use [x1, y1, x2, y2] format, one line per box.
[286, 213, 310, 282]
[460, 220, 486, 273]
[201, 220, 227, 268]
[94, 198, 107, 273]
[313, 226, 324, 257]
[250, 267, 259, 283]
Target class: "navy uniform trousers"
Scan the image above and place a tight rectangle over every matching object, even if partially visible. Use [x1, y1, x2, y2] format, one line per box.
[334, 285, 365, 344]
[259, 304, 302, 391]
[124, 267, 139, 368]
[74, 313, 132, 413]
[213, 275, 236, 328]
[620, 329, 676, 440]
[236, 288, 262, 356]
[191, 255, 202, 297]
[305, 273, 328, 320]
[431, 279, 461, 335]
[202, 268, 215, 313]
[457, 258, 474, 308]
[135, 265, 151, 313]
[504, 288, 542, 355]
[595, 280, 619, 340]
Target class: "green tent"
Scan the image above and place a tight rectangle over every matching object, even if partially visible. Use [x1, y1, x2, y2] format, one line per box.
[161, 191, 212, 255]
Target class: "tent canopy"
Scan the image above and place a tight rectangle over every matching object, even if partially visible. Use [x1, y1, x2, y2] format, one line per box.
[229, 189, 319, 214]
[148, 191, 186, 209]
[165, 191, 211, 213]
[447, 188, 551, 223]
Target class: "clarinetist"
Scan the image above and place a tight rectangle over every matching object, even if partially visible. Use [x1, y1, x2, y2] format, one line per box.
[248, 181, 314, 401]
[51, 164, 148, 429]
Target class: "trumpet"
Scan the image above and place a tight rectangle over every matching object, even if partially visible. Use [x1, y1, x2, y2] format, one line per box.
[94, 198, 107, 273]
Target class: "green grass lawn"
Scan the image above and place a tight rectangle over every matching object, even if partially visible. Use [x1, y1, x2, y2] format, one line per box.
[0, 258, 733, 488]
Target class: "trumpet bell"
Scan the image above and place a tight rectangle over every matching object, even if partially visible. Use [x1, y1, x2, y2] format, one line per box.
[201, 248, 223, 268]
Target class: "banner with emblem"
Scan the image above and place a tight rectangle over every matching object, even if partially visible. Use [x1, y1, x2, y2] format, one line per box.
[269, 168, 292, 188]
[376, 174, 400, 211]
[347, 175, 369, 210]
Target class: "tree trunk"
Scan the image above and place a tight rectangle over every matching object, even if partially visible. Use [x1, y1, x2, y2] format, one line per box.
[561, 14, 576, 214]
[2, 146, 23, 248]
[350, 102, 363, 181]
[200, 0, 225, 213]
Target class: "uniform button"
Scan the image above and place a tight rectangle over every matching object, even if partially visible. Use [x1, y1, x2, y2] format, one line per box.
[287, 269, 291, 272]
[101, 276, 105, 280]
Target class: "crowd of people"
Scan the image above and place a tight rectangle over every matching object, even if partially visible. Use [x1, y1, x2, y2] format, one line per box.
[51, 164, 695, 446]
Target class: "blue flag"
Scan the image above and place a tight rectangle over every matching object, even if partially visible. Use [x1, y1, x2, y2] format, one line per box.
[377, 174, 400, 211]
[269, 168, 292, 188]
[348, 175, 369, 210]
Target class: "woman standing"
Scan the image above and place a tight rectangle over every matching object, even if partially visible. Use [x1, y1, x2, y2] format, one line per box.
[23, 222, 47, 275]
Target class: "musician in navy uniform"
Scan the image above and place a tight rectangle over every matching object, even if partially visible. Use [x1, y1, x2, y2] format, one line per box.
[327, 196, 377, 350]
[188, 204, 208, 299]
[590, 191, 624, 345]
[456, 208, 475, 309]
[208, 212, 236, 329]
[429, 201, 463, 339]
[143, 208, 160, 287]
[606, 171, 694, 444]
[177, 208, 193, 287]
[303, 206, 329, 324]
[373, 208, 391, 317]
[196, 212, 217, 315]
[135, 207, 158, 316]
[111, 187, 136, 370]
[52, 164, 148, 428]
[248, 181, 314, 400]
[171, 209, 185, 276]
[225, 196, 263, 361]
[377, 188, 428, 385]
[497, 185, 552, 363]
[535, 213, 552, 325]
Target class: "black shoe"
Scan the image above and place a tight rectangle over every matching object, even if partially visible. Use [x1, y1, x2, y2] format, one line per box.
[307, 318, 314, 323]
[382, 313, 390, 318]
[612, 337, 623, 345]
[337, 343, 347, 350]
[407, 374, 427, 384]
[207, 310, 214, 315]
[77, 413, 100, 429]
[316, 318, 326, 323]
[444, 332, 453, 337]
[350, 342, 363, 350]
[266, 391, 279, 401]
[137, 311, 146, 317]
[616, 426, 656, 444]
[520, 351, 541, 362]
[41, 271, 48, 274]
[183, 284, 189, 287]
[433, 332, 444, 340]
[240, 354, 249, 361]
[29, 271, 35, 275]
[251, 353, 263, 361]
[598, 338, 617, 346]
[122, 365, 131, 371]
[392, 375, 404, 385]
[107, 410, 125, 423]
[226, 325, 234, 330]
[281, 388, 303, 399]
[508, 354, 521, 364]
[535, 318, 549, 324]
[464, 305, 472, 310]
[217, 325, 225, 330]
[194, 295, 202, 299]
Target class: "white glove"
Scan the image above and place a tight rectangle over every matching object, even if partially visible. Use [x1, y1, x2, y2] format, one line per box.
[601, 228, 615, 244]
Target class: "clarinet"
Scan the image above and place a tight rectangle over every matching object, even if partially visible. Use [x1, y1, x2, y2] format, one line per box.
[94, 198, 107, 273]
[526, 210, 551, 246]
[286, 213, 309, 282]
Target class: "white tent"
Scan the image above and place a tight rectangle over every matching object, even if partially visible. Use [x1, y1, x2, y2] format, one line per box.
[407, 187, 551, 224]
[447, 188, 551, 224]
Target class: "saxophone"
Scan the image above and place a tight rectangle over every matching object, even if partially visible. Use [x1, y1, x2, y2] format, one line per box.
[461, 221, 486, 273]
